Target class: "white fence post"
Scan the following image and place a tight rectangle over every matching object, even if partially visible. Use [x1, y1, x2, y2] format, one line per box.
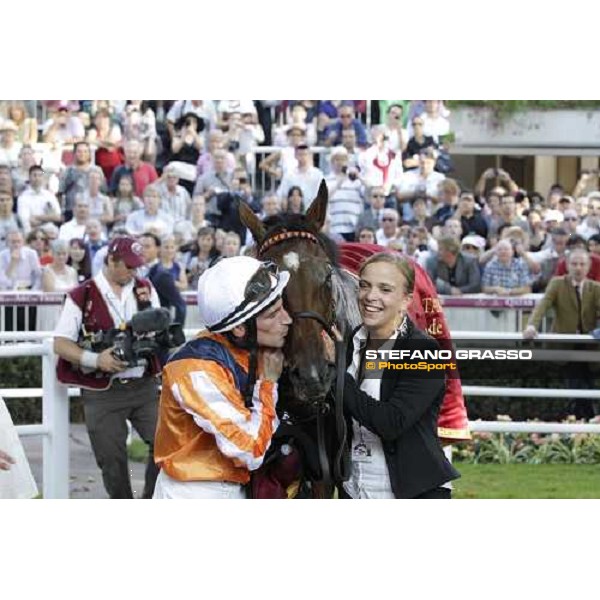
[41, 337, 70, 499]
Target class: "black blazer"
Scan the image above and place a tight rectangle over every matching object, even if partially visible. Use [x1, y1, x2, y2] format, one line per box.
[148, 263, 187, 326]
[343, 318, 460, 499]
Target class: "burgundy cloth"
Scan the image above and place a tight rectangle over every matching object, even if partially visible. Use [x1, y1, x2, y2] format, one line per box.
[251, 447, 303, 499]
[555, 253, 600, 282]
[107, 237, 145, 268]
[337, 243, 470, 441]
[95, 146, 124, 182]
[56, 277, 160, 390]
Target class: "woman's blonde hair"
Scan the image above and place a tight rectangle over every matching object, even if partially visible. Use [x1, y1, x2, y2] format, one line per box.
[359, 252, 415, 294]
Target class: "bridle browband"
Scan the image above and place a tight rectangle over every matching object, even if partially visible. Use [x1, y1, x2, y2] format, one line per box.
[258, 228, 337, 337]
[258, 229, 321, 255]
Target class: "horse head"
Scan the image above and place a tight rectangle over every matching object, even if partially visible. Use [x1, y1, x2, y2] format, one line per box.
[240, 181, 338, 406]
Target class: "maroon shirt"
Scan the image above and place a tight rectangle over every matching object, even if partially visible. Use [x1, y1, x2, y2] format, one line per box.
[110, 162, 158, 198]
[555, 253, 600, 282]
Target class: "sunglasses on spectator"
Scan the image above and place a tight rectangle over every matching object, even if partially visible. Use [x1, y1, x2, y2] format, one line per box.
[564, 217, 578, 221]
[340, 114, 353, 119]
[412, 121, 423, 126]
[371, 194, 385, 198]
[382, 217, 396, 222]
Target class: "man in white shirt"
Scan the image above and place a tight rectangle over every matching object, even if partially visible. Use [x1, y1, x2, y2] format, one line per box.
[53, 236, 162, 499]
[126, 184, 174, 237]
[325, 146, 365, 241]
[577, 195, 600, 240]
[16, 165, 62, 235]
[0, 228, 41, 290]
[415, 100, 450, 143]
[394, 148, 445, 206]
[277, 145, 325, 208]
[376, 208, 402, 247]
[158, 164, 191, 222]
[59, 197, 90, 242]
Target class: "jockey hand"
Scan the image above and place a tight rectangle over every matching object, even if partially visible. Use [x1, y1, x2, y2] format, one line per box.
[262, 349, 285, 382]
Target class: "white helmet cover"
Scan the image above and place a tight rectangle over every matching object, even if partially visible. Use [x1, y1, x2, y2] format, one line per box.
[197, 256, 290, 333]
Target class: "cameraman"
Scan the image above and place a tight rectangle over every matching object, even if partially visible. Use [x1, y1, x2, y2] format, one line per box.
[53, 237, 162, 499]
[153, 256, 292, 499]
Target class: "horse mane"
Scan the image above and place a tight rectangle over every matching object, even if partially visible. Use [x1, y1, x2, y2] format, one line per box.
[261, 214, 339, 267]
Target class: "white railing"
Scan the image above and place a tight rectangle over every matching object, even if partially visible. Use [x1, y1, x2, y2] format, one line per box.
[0, 337, 69, 499]
[0, 291, 551, 335]
[1, 329, 599, 498]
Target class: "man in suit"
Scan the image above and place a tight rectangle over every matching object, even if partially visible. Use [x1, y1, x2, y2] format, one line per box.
[354, 185, 386, 233]
[139, 233, 186, 326]
[525, 249, 600, 337]
[426, 235, 481, 295]
[524, 248, 600, 418]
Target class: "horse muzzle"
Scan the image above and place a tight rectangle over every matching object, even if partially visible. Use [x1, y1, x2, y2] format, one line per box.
[288, 363, 335, 405]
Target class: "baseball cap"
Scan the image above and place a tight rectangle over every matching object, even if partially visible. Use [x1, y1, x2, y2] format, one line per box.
[461, 235, 486, 250]
[543, 209, 564, 224]
[107, 236, 145, 268]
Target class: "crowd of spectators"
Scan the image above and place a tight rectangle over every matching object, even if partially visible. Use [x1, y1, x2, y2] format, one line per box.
[1, 99, 600, 313]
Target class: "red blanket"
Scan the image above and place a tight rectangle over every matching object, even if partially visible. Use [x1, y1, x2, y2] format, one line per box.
[338, 243, 470, 442]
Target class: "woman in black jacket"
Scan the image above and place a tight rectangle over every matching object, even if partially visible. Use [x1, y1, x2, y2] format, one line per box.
[328, 252, 459, 498]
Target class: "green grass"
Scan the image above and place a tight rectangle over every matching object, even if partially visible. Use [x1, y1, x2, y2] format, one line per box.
[127, 439, 150, 463]
[454, 463, 600, 499]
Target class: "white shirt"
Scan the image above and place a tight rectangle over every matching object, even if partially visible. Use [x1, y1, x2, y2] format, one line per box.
[343, 325, 400, 499]
[0, 143, 22, 168]
[217, 100, 256, 116]
[324, 175, 365, 235]
[376, 228, 402, 248]
[577, 220, 600, 240]
[158, 182, 191, 222]
[381, 125, 408, 153]
[54, 269, 160, 379]
[277, 167, 325, 207]
[59, 219, 87, 242]
[396, 170, 445, 200]
[420, 114, 450, 142]
[17, 187, 61, 235]
[359, 145, 404, 195]
[125, 209, 174, 237]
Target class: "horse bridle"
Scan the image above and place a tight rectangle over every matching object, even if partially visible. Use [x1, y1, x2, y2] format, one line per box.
[258, 229, 349, 486]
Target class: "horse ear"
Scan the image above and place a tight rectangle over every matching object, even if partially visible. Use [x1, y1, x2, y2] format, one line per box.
[238, 200, 266, 245]
[305, 179, 329, 231]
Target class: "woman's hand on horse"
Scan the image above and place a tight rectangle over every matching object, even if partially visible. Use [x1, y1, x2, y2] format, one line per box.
[322, 325, 342, 363]
[262, 349, 285, 382]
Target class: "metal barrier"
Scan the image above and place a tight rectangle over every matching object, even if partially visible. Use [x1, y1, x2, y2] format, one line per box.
[0, 291, 553, 337]
[1, 327, 599, 498]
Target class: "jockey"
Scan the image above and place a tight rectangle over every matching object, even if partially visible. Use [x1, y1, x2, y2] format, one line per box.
[153, 256, 292, 499]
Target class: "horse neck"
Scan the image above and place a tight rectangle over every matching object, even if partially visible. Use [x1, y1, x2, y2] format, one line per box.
[331, 267, 361, 335]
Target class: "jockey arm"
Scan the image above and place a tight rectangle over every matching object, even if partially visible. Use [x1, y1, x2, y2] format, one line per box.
[165, 359, 280, 471]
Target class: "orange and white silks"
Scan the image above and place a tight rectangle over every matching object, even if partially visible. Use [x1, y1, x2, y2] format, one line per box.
[154, 332, 279, 485]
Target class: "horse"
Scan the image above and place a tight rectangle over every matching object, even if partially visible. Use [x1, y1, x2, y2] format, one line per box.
[239, 180, 469, 498]
[240, 182, 358, 497]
